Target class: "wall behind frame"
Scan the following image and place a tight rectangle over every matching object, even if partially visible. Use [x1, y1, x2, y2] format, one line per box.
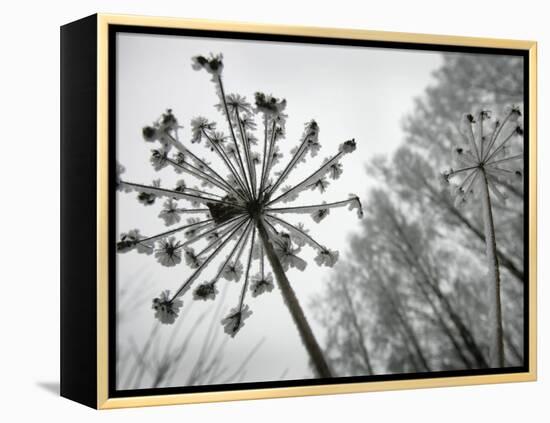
[1, 1, 547, 422]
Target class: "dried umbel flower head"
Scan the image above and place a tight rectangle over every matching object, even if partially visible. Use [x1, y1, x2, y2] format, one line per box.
[442, 106, 523, 207]
[193, 280, 219, 301]
[221, 304, 253, 337]
[116, 53, 363, 344]
[152, 290, 183, 324]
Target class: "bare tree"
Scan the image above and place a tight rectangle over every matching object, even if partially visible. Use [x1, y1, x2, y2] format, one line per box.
[312, 54, 524, 375]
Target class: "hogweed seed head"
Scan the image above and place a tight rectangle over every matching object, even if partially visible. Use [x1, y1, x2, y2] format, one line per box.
[116, 53, 364, 335]
[442, 107, 524, 208]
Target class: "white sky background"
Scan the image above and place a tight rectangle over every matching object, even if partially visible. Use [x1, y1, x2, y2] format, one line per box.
[116, 32, 442, 388]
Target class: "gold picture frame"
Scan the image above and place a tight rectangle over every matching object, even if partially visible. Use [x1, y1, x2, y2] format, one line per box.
[61, 13, 537, 409]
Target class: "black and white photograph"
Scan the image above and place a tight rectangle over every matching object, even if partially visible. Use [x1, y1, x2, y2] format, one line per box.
[113, 28, 527, 393]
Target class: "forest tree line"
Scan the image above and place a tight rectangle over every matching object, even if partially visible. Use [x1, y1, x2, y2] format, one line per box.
[312, 53, 525, 375]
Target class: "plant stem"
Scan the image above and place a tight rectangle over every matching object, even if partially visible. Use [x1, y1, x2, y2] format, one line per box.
[255, 217, 332, 378]
[480, 169, 505, 368]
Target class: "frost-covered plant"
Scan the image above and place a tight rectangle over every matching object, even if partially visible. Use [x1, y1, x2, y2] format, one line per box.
[442, 107, 523, 367]
[116, 53, 363, 377]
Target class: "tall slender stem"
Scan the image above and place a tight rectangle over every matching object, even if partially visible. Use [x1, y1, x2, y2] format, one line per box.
[255, 217, 332, 378]
[480, 169, 504, 367]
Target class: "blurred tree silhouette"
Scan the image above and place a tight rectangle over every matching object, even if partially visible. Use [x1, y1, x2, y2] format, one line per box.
[312, 53, 525, 375]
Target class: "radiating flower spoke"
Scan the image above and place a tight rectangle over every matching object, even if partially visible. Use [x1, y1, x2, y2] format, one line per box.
[260, 121, 280, 194]
[267, 140, 356, 205]
[117, 218, 214, 253]
[215, 76, 253, 197]
[485, 166, 522, 182]
[267, 120, 320, 196]
[221, 228, 256, 337]
[460, 113, 481, 161]
[249, 243, 274, 297]
[200, 128, 250, 199]
[182, 217, 215, 239]
[193, 220, 253, 301]
[159, 198, 210, 226]
[223, 224, 253, 282]
[167, 153, 237, 196]
[267, 196, 364, 220]
[167, 219, 249, 302]
[266, 215, 322, 250]
[119, 180, 245, 209]
[194, 216, 248, 258]
[486, 154, 523, 167]
[484, 126, 523, 163]
[235, 105, 257, 195]
[482, 106, 521, 159]
[165, 217, 247, 264]
[266, 215, 339, 268]
[259, 117, 273, 196]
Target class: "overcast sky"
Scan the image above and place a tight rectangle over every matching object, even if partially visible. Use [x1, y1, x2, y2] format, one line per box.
[115, 31, 442, 389]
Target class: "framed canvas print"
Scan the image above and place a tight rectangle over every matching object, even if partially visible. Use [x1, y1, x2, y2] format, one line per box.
[60, 14, 537, 409]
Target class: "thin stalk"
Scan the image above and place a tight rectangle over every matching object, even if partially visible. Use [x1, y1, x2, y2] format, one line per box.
[267, 136, 309, 198]
[482, 112, 513, 161]
[479, 114, 484, 160]
[165, 133, 238, 194]
[120, 181, 244, 209]
[235, 106, 257, 196]
[480, 169, 505, 367]
[483, 130, 517, 164]
[259, 116, 271, 196]
[266, 214, 324, 251]
[466, 121, 481, 161]
[216, 75, 253, 197]
[169, 219, 248, 301]
[255, 217, 332, 378]
[486, 154, 523, 167]
[178, 215, 246, 252]
[213, 221, 253, 284]
[237, 227, 256, 310]
[448, 165, 482, 177]
[196, 217, 248, 257]
[267, 197, 357, 214]
[167, 157, 233, 195]
[138, 218, 214, 245]
[261, 120, 277, 196]
[179, 186, 223, 198]
[268, 151, 344, 205]
[201, 129, 250, 200]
